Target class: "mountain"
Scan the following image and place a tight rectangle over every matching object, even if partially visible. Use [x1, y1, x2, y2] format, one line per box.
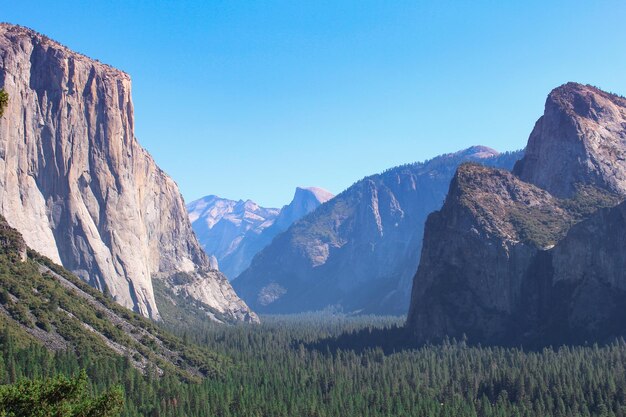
[187, 196, 279, 273]
[188, 187, 333, 279]
[271, 187, 336, 232]
[0, 214, 227, 380]
[407, 83, 626, 345]
[0, 24, 256, 323]
[514, 83, 626, 198]
[233, 147, 523, 315]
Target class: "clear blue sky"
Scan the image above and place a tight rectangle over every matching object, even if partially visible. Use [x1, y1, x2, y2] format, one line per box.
[4, 1, 626, 207]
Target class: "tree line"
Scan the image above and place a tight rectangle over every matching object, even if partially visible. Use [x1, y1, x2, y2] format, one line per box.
[1, 313, 626, 416]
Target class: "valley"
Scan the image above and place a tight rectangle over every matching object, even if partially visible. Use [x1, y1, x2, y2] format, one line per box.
[3, 312, 626, 416]
[0, 6, 625, 416]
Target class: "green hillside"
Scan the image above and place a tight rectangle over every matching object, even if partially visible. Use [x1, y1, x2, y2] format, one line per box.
[0, 215, 227, 382]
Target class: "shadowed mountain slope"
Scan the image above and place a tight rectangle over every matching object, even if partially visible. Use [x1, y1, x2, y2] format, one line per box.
[234, 147, 523, 315]
[407, 83, 626, 346]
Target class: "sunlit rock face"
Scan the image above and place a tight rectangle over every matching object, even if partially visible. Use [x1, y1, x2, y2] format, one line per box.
[0, 23, 257, 323]
[514, 83, 626, 198]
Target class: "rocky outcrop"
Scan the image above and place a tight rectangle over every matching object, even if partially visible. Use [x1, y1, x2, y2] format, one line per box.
[514, 83, 626, 198]
[188, 187, 333, 279]
[272, 187, 335, 231]
[407, 83, 626, 345]
[233, 147, 522, 315]
[407, 164, 578, 343]
[0, 24, 256, 322]
[160, 270, 259, 323]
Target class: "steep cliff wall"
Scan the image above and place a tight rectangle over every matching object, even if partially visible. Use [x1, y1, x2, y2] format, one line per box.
[407, 83, 626, 345]
[0, 24, 256, 322]
[406, 164, 576, 343]
[514, 83, 626, 198]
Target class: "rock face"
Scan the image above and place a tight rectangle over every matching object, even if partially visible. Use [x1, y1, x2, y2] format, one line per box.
[407, 83, 626, 345]
[545, 200, 626, 343]
[233, 147, 522, 315]
[188, 187, 333, 279]
[0, 24, 256, 322]
[272, 187, 335, 232]
[514, 83, 626, 198]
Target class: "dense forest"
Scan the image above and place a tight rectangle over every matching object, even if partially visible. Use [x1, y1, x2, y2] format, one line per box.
[2, 313, 626, 416]
[0, 199, 622, 416]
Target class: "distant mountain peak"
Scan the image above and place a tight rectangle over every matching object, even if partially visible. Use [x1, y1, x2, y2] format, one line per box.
[458, 146, 500, 159]
[233, 147, 523, 314]
[295, 186, 335, 203]
[273, 187, 335, 232]
[188, 187, 332, 280]
[291, 187, 335, 209]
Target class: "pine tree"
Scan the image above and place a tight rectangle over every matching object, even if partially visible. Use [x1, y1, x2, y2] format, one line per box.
[0, 369, 123, 416]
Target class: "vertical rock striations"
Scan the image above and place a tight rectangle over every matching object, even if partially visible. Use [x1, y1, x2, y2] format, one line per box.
[545, 200, 626, 343]
[406, 164, 578, 343]
[0, 23, 256, 322]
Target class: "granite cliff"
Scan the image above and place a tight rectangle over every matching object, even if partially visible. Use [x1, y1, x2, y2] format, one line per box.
[0, 24, 256, 322]
[407, 83, 626, 345]
[514, 83, 626, 198]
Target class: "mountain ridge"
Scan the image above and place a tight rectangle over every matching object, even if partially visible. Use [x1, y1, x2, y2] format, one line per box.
[188, 186, 333, 279]
[234, 146, 523, 315]
[0, 214, 227, 380]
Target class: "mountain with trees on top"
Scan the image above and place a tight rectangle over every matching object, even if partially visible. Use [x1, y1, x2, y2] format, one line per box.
[233, 146, 523, 315]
